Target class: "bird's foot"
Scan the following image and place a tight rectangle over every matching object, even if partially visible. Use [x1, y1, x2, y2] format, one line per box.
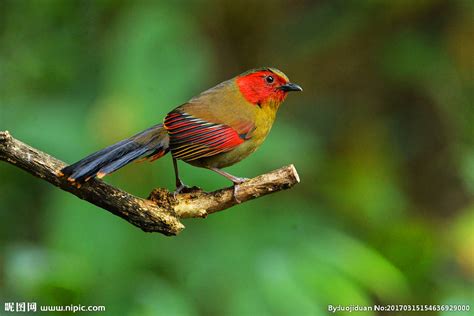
[232, 177, 249, 204]
[173, 183, 192, 198]
[206, 167, 249, 203]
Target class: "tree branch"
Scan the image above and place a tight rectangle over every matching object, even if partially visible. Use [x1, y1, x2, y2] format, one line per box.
[0, 131, 300, 236]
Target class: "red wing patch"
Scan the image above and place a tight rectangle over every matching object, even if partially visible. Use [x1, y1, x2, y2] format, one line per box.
[164, 110, 246, 161]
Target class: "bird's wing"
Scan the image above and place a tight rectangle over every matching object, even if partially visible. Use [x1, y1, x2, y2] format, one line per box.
[164, 109, 255, 161]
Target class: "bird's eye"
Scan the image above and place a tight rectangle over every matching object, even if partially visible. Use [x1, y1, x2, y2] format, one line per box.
[265, 76, 274, 84]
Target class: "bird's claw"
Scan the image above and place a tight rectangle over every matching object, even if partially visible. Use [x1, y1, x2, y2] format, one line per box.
[173, 183, 191, 199]
[233, 177, 249, 184]
[232, 178, 249, 204]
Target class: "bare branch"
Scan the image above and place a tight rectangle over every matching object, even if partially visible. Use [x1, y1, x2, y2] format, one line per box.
[0, 131, 300, 235]
[154, 165, 300, 218]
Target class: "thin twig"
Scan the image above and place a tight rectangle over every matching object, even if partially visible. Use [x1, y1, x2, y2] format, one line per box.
[0, 131, 300, 236]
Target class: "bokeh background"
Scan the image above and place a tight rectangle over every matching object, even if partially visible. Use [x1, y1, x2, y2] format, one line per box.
[0, 0, 473, 315]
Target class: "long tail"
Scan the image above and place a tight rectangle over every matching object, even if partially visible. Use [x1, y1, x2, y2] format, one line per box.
[60, 124, 169, 183]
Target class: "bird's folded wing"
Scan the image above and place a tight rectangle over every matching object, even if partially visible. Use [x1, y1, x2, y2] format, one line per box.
[164, 110, 254, 161]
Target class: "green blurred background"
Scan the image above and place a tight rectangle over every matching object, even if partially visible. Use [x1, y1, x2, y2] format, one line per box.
[0, 0, 473, 315]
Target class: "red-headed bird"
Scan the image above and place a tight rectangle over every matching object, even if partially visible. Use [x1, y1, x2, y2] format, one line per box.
[60, 68, 302, 200]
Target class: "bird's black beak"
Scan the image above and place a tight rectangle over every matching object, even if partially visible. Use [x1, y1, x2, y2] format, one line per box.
[279, 82, 303, 92]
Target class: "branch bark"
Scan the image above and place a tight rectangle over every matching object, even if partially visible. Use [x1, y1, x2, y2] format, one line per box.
[0, 131, 300, 236]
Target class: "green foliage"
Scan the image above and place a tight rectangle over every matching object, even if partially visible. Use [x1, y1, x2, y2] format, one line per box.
[1, 1, 472, 315]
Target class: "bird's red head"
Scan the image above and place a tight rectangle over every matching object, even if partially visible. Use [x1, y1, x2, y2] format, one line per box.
[236, 68, 302, 106]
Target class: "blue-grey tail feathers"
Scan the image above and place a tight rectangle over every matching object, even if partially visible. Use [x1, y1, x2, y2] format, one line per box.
[60, 124, 169, 183]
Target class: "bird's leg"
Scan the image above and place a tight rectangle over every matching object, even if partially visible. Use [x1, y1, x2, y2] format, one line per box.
[173, 158, 190, 196]
[209, 167, 249, 203]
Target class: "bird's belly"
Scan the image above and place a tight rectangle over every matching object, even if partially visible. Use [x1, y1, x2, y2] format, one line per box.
[185, 139, 260, 169]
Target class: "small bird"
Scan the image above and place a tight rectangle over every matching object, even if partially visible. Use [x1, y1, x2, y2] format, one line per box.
[59, 67, 302, 200]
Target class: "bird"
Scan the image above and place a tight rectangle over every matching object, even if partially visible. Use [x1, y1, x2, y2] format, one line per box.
[59, 67, 302, 201]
